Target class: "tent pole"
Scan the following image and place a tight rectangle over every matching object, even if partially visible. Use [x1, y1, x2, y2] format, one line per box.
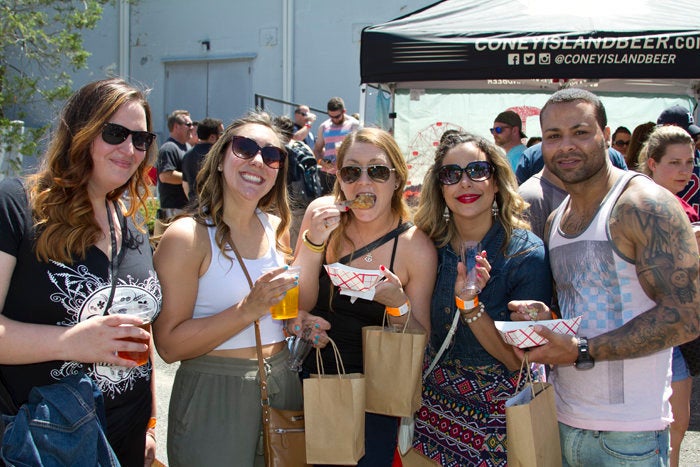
[359, 84, 367, 127]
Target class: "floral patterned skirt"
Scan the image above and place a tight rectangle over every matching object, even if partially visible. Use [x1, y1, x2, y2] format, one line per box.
[413, 360, 521, 467]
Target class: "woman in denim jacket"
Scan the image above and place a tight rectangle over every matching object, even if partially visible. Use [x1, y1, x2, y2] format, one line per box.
[413, 131, 553, 466]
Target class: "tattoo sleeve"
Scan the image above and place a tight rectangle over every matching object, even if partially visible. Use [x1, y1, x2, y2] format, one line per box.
[596, 186, 700, 360]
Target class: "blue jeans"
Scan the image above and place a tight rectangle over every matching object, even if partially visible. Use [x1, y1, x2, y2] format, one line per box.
[559, 423, 669, 466]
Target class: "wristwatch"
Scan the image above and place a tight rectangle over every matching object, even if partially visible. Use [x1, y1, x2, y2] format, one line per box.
[574, 336, 595, 370]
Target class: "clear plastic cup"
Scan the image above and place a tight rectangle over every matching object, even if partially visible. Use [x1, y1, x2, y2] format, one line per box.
[110, 301, 154, 366]
[459, 241, 481, 296]
[287, 327, 314, 372]
[262, 266, 301, 320]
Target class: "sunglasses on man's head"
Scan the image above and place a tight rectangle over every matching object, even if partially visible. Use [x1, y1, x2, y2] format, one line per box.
[437, 161, 495, 185]
[339, 165, 395, 184]
[102, 123, 156, 152]
[230, 135, 286, 169]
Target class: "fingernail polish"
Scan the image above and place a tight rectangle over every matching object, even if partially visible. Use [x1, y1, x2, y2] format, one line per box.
[294, 325, 301, 332]
[314, 323, 320, 329]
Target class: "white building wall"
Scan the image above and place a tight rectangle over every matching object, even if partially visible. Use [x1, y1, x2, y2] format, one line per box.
[66, 0, 430, 139]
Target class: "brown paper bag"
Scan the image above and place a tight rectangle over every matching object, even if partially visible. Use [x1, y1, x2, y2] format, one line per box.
[362, 316, 427, 417]
[304, 338, 365, 465]
[505, 358, 562, 467]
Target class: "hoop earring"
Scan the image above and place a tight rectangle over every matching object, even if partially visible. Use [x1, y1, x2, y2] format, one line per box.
[491, 199, 499, 218]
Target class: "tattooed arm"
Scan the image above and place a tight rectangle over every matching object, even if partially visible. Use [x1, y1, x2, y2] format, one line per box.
[514, 177, 700, 366]
[593, 177, 700, 360]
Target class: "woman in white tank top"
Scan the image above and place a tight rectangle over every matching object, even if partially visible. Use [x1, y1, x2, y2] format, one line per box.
[153, 111, 308, 466]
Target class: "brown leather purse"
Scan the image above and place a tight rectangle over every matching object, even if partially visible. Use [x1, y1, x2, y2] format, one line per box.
[228, 235, 308, 467]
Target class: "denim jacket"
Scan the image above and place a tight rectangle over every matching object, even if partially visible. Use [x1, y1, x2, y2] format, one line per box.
[430, 222, 552, 368]
[1, 373, 120, 467]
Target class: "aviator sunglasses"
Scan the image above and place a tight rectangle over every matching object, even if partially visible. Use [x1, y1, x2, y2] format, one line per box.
[437, 160, 495, 185]
[230, 135, 286, 169]
[339, 165, 395, 184]
[102, 123, 156, 152]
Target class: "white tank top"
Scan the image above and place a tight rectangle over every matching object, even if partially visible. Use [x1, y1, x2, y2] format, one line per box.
[192, 209, 285, 350]
[548, 171, 672, 431]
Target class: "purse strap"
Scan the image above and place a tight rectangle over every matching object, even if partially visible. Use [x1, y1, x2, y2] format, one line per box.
[226, 233, 272, 407]
[423, 308, 460, 379]
[337, 220, 413, 265]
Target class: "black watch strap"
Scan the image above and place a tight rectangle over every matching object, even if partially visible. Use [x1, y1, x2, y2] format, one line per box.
[574, 336, 595, 370]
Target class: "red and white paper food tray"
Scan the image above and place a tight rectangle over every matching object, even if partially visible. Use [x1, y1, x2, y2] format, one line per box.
[324, 263, 383, 301]
[495, 316, 582, 348]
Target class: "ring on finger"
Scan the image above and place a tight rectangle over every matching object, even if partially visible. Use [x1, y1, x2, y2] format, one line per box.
[323, 220, 329, 229]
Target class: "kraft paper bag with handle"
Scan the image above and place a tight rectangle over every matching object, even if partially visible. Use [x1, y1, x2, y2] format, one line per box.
[505, 356, 562, 467]
[303, 338, 365, 465]
[362, 311, 426, 417]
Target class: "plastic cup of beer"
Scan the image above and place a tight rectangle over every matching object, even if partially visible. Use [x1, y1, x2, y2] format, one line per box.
[111, 301, 153, 366]
[262, 266, 301, 320]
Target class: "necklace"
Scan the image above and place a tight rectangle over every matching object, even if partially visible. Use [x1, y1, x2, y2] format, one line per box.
[353, 217, 396, 263]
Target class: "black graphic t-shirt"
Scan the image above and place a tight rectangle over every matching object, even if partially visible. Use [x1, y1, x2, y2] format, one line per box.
[0, 177, 161, 462]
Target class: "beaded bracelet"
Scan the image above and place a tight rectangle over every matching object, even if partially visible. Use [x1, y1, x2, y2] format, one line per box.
[302, 229, 326, 253]
[460, 303, 485, 325]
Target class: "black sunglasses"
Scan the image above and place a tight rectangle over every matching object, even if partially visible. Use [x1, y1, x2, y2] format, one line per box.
[102, 123, 156, 152]
[230, 135, 286, 169]
[613, 140, 630, 147]
[339, 165, 395, 184]
[437, 161, 495, 185]
[328, 112, 344, 120]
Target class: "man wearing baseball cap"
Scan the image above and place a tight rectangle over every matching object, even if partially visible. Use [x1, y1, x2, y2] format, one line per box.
[491, 110, 527, 170]
[658, 105, 700, 213]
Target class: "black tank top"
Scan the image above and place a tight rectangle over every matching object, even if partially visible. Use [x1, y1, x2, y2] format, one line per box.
[301, 223, 403, 374]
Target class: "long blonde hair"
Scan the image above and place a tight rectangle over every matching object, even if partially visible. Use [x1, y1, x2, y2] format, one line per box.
[194, 111, 291, 260]
[27, 78, 156, 263]
[326, 127, 410, 262]
[414, 132, 529, 249]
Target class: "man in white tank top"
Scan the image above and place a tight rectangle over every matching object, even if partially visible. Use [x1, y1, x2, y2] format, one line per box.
[509, 88, 700, 466]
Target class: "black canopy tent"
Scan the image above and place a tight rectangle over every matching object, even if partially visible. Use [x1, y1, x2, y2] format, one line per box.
[360, 0, 700, 103]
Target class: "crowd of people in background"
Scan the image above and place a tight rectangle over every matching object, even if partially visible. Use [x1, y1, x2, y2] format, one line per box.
[0, 78, 699, 467]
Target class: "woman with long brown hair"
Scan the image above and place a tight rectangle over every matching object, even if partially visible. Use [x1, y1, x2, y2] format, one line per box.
[153, 111, 310, 466]
[0, 78, 160, 465]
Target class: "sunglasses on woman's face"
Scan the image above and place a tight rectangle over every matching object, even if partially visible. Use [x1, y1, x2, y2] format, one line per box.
[230, 135, 286, 169]
[437, 161, 495, 185]
[101, 123, 156, 152]
[339, 165, 395, 184]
